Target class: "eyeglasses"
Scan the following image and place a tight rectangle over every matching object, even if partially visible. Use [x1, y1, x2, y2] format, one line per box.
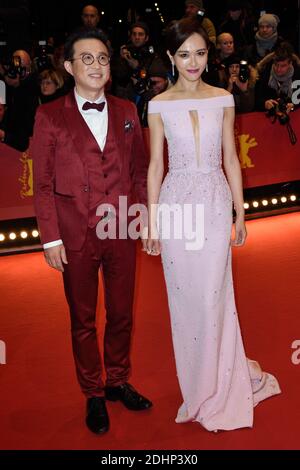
[70, 53, 110, 66]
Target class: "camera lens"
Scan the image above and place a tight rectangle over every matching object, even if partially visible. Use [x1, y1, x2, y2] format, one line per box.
[239, 60, 249, 83]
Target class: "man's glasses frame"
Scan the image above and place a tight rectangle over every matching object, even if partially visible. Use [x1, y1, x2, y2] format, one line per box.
[69, 53, 110, 66]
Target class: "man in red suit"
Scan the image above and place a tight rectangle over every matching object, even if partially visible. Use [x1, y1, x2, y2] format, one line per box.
[32, 28, 152, 435]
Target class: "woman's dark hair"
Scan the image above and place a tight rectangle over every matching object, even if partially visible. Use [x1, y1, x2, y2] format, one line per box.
[64, 27, 111, 61]
[165, 18, 210, 56]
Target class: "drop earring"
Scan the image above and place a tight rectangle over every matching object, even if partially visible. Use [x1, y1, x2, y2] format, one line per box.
[205, 63, 208, 72]
[172, 62, 175, 77]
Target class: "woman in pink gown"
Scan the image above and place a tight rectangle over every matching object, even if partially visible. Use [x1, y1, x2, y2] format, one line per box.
[147, 18, 280, 432]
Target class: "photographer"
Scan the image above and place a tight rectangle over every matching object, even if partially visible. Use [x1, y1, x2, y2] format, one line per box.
[184, 0, 216, 45]
[219, 0, 256, 51]
[136, 59, 172, 127]
[33, 41, 54, 74]
[0, 49, 39, 151]
[221, 55, 257, 113]
[111, 22, 162, 102]
[245, 13, 284, 66]
[255, 42, 300, 112]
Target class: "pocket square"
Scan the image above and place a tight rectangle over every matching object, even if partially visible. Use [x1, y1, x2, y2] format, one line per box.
[124, 119, 134, 133]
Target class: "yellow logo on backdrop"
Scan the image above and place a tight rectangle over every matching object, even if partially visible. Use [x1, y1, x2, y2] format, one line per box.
[238, 134, 257, 169]
[19, 151, 33, 197]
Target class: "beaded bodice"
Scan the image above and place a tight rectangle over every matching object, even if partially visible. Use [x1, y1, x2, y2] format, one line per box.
[148, 95, 234, 174]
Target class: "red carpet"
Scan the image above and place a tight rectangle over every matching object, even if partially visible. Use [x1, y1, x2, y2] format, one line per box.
[0, 212, 300, 450]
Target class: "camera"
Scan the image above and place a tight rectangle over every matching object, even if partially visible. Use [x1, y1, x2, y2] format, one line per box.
[267, 96, 290, 125]
[6, 55, 26, 79]
[266, 94, 297, 144]
[239, 60, 249, 83]
[128, 46, 155, 95]
[132, 67, 150, 95]
[123, 43, 154, 64]
[34, 40, 52, 73]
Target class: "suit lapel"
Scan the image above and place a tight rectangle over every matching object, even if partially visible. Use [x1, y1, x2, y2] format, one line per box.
[61, 91, 125, 172]
[62, 90, 100, 166]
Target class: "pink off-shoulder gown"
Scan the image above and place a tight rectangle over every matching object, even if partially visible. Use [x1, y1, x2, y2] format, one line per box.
[148, 94, 281, 431]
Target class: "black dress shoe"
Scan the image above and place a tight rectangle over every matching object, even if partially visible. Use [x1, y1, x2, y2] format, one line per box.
[86, 397, 109, 434]
[105, 382, 153, 411]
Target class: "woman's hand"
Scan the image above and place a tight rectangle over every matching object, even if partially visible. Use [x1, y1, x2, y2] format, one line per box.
[229, 74, 248, 92]
[232, 218, 247, 247]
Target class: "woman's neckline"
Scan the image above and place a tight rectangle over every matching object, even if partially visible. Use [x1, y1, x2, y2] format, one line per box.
[152, 95, 231, 103]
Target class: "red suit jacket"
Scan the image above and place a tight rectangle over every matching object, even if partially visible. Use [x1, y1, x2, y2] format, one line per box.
[32, 91, 148, 251]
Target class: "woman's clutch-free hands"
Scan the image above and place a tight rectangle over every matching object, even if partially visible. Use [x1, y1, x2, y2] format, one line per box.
[146, 225, 161, 256]
[232, 218, 247, 247]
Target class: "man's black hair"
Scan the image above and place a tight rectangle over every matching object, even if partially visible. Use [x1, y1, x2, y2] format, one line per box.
[64, 27, 111, 61]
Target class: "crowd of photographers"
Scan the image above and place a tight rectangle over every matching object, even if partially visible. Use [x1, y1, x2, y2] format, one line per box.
[0, 0, 300, 152]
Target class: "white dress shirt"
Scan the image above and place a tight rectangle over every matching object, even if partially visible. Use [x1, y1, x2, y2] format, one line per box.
[43, 88, 108, 250]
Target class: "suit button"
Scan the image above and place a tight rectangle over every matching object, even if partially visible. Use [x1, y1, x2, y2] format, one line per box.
[102, 156, 106, 161]
[104, 174, 108, 178]
[105, 190, 109, 196]
[83, 187, 88, 192]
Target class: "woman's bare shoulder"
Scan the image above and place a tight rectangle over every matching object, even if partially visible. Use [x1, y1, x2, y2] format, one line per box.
[151, 89, 178, 101]
[204, 85, 231, 98]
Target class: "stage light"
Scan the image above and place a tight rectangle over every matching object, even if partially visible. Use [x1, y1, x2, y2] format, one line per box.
[262, 200, 268, 206]
[32, 230, 39, 238]
[253, 201, 259, 208]
[20, 231, 28, 239]
[290, 195, 296, 201]
[118, 19, 122, 23]
[244, 203, 249, 209]
[154, 2, 158, 6]
[101, 11, 104, 15]
[9, 232, 17, 240]
[156, 7, 160, 11]
[271, 198, 278, 205]
[281, 197, 287, 203]
[0, 234, 5, 242]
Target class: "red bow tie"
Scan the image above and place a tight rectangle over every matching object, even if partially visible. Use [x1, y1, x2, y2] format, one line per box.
[82, 101, 105, 112]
